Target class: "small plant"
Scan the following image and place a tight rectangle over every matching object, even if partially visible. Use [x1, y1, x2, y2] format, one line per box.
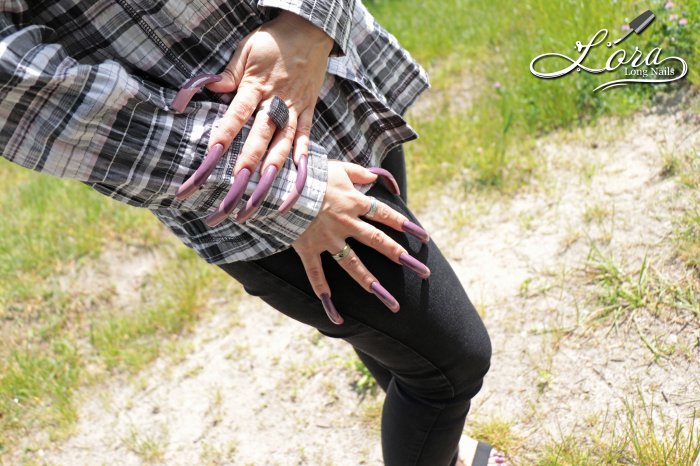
[346, 356, 378, 396]
[122, 424, 168, 463]
[583, 246, 651, 325]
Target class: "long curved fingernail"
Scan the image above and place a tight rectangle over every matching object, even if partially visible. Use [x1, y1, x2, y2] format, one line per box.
[235, 165, 278, 223]
[368, 167, 400, 196]
[399, 252, 430, 279]
[320, 293, 344, 325]
[171, 73, 222, 112]
[205, 168, 252, 227]
[370, 281, 400, 313]
[278, 154, 308, 215]
[402, 220, 430, 244]
[176, 143, 225, 200]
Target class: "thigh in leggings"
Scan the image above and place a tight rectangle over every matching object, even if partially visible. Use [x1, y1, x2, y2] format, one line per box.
[217, 150, 492, 464]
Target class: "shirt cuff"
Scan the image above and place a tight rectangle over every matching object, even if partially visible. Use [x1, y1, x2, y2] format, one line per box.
[242, 141, 328, 246]
[257, 0, 355, 56]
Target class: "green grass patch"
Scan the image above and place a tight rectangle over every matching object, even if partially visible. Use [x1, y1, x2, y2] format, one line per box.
[675, 207, 700, 273]
[538, 396, 700, 465]
[90, 246, 226, 373]
[0, 161, 239, 456]
[0, 161, 163, 304]
[583, 244, 700, 330]
[366, 0, 699, 206]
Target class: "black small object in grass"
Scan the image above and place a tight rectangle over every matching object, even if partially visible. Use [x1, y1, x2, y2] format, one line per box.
[267, 96, 289, 129]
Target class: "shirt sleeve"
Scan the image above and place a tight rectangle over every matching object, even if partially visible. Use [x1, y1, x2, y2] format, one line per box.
[256, 0, 356, 56]
[0, 10, 328, 249]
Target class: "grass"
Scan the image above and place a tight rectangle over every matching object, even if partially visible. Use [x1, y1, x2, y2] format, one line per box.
[469, 396, 700, 465]
[0, 161, 162, 305]
[675, 206, 700, 273]
[583, 244, 700, 329]
[345, 354, 379, 396]
[366, 0, 700, 208]
[122, 424, 168, 463]
[0, 162, 236, 456]
[536, 395, 700, 465]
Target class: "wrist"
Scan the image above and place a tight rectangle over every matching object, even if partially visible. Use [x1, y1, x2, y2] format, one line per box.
[274, 10, 334, 56]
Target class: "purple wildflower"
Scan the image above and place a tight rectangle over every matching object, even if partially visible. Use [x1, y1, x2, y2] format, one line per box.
[679, 17, 688, 26]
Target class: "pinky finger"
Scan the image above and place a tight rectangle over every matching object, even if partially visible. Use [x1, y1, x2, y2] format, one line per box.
[297, 252, 344, 325]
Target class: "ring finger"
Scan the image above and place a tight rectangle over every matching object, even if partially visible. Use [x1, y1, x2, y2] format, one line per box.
[331, 244, 400, 313]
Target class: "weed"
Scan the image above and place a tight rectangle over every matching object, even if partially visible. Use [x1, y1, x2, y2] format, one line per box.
[345, 355, 378, 396]
[468, 418, 521, 455]
[122, 424, 168, 463]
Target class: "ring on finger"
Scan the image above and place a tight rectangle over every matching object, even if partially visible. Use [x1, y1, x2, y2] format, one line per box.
[331, 242, 353, 261]
[261, 95, 289, 129]
[364, 196, 380, 219]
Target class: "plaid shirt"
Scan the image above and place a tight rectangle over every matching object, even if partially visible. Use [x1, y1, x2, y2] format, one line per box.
[0, 0, 429, 264]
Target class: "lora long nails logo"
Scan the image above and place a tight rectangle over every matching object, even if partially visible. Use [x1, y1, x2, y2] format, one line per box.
[530, 10, 689, 93]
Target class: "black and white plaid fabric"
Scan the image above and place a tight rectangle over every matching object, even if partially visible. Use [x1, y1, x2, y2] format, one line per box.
[0, 0, 429, 264]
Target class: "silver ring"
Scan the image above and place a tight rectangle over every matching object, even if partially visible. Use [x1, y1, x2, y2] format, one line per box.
[364, 196, 379, 219]
[266, 96, 289, 129]
[331, 242, 352, 261]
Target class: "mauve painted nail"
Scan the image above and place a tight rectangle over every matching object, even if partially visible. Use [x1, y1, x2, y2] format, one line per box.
[320, 293, 344, 325]
[368, 167, 401, 195]
[278, 153, 308, 215]
[399, 252, 430, 279]
[205, 168, 251, 227]
[370, 281, 400, 312]
[402, 220, 430, 244]
[171, 73, 222, 113]
[176, 143, 225, 200]
[236, 165, 278, 222]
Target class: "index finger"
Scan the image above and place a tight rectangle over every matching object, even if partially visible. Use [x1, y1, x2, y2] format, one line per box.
[209, 85, 263, 172]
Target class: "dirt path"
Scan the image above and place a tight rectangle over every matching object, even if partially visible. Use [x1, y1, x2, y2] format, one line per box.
[23, 101, 700, 465]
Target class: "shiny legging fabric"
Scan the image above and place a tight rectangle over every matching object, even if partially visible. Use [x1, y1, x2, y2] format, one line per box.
[217, 147, 492, 466]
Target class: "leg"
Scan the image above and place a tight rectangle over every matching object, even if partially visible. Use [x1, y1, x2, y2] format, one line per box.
[351, 145, 409, 393]
[380, 145, 408, 204]
[218, 176, 491, 466]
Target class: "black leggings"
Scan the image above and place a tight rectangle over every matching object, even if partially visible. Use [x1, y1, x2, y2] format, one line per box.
[218, 147, 492, 466]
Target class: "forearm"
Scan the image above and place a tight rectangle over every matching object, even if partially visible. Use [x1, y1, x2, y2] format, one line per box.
[0, 12, 327, 246]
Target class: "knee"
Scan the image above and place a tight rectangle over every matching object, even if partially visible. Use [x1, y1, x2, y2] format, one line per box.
[445, 320, 492, 401]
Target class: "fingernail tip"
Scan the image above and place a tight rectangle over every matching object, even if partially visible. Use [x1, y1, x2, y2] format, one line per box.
[175, 188, 191, 200]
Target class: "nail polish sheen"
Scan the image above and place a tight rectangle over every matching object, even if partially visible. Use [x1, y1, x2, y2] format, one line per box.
[370, 281, 400, 312]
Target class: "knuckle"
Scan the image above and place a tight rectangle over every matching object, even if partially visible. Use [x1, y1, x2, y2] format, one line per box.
[231, 103, 254, 123]
[283, 124, 297, 139]
[221, 126, 238, 142]
[296, 121, 312, 134]
[345, 254, 362, 270]
[369, 228, 384, 245]
[376, 205, 391, 222]
[307, 266, 324, 283]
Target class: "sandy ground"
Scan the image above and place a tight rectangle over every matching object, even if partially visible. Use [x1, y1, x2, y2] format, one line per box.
[12, 97, 700, 465]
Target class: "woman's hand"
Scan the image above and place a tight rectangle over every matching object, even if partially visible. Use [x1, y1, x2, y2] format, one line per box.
[175, 10, 333, 224]
[292, 161, 432, 325]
